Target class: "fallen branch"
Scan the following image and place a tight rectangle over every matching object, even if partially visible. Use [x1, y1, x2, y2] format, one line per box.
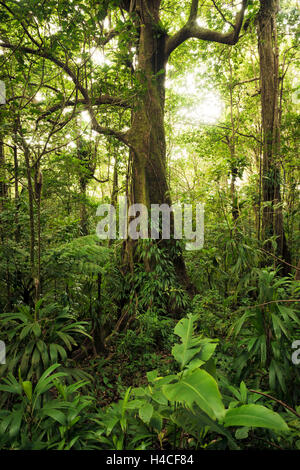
[249, 389, 300, 419]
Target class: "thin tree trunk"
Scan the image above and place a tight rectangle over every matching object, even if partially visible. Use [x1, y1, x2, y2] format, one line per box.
[0, 134, 7, 211]
[295, 259, 300, 281]
[13, 144, 21, 243]
[23, 146, 35, 280]
[228, 56, 239, 223]
[34, 162, 42, 301]
[79, 176, 88, 236]
[0, 133, 12, 308]
[111, 156, 119, 209]
[108, 156, 119, 248]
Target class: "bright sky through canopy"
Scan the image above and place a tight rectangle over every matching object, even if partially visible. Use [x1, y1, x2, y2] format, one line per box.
[180, 92, 223, 125]
[167, 66, 223, 126]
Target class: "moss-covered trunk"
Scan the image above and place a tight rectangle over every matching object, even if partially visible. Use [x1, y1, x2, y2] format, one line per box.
[123, 0, 189, 290]
[128, 0, 169, 208]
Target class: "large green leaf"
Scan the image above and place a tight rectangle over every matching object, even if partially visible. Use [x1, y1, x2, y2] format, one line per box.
[172, 314, 217, 370]
[277, 304, 300, 326]
[172, 314, 200, 369]
[139, 402, 154, 424]
[224, 404, 289, 431]
[162, 369, 225, 420]
[172, 407, 240, 450]
[22, 380, 33, 401]
[40, 408, 67, 426]
[8, 409, 23, 438]
[34, 364, 67, 398]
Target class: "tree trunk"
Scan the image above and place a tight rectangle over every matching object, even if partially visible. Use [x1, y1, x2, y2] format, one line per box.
[0, 135, 7, 207]
[34, 162, 42, 301]
[111, 156, 119, 209]
[79, 176, 88, 236]
[228, 56, 239, 224]
[77, 137, 93, 237]
[258, 0, 291, 273]
[230, 165, 239, 222]
[13, 144, 21, 243]
[295, 259, 300, 281]
[0, 132, 11, 308]
[124, 1, 189, 288]
[23, 146, 35, 277]
[128, 1, 169, 209]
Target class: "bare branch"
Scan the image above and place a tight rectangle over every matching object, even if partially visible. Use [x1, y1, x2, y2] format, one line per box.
[231, 77, 259, 87]
[0, 1, 42, 48]
[99, 28, 119, 46]
[92, 175, 109, 183]
[211, 0, 235, 28]
[249, 390, 300, 419]
[0, 41, 86, 94]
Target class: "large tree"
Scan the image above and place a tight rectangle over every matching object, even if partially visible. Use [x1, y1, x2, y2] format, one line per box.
[124, 0, 247, 207]
[0, 0, 248, 279]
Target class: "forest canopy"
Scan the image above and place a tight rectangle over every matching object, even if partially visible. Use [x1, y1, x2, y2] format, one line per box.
[0, 0, 299, 452]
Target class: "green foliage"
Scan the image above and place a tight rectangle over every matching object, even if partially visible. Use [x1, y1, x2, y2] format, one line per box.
[0, 315, 294, 450]
[130, 240, 190, 316]
[172, 314, 218, 370]
[44, 235, 111, 279]
[229, 269, 300, 400]
[0, 0, 298, 453]
[0, 364, 94, 450]
[224, 405, 289, 432]
[91, 314, 291, 450]
[0, 299, 90, 382]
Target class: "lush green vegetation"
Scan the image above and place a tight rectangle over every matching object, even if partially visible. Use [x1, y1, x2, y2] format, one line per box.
[0, 0, 299, 451]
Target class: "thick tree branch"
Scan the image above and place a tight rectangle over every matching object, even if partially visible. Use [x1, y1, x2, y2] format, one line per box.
[37, 95, 131, 123]
[188, 0, 199, 22]
[165, 0, 248, 58]
[0, 40, 125, 110]
[0, 41, 88, 96]
[0, 40, 132, 146]
[91, 122, 129, 146]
